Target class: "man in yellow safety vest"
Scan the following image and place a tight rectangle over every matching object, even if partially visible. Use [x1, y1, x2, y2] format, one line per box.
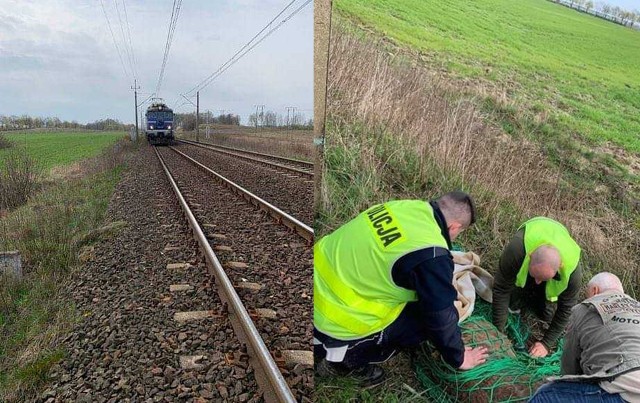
[314, 191, 489, 386]
[492, 217, 582, 358]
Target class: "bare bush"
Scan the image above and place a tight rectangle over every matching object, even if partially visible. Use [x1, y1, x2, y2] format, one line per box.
[0, 133, 13, 149]
[325, 25, 640, 295]
[0, 151, 42, 210]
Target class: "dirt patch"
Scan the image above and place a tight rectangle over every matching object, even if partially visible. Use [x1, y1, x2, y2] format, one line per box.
[597, 142, 640, 177]
[48, 162, 84, 181]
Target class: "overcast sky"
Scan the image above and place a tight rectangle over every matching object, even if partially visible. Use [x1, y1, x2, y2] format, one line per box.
[0, 0, 313, 124]
[607, 0, 640, 10]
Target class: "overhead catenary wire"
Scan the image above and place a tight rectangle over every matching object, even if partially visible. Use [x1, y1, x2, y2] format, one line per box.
[99, 0, 132, 82]
[155, 0, 183, 96]
[184, 0, 311, 97]
[113, 0, 136, 82]
[183, 0, 298, 96]
[120, 0, 139, 81]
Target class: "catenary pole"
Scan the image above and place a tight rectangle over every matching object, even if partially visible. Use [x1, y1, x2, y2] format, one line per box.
[132, 79, 140, 138]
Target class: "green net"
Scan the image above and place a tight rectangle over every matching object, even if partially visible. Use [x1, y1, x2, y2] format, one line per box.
[414, 300, 563, 402]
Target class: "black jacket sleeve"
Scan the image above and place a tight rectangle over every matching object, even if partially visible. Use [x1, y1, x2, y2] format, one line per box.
[392, 248, 465, 368]
[492, 230, 526, 331]
[541, 264, 583, 348]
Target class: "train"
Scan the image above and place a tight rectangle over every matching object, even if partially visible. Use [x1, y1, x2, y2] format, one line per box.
[145, 102, 174, 145]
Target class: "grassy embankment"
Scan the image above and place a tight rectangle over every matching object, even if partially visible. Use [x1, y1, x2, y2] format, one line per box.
[317, 0, 640, 401]
[179, 125, 314, 161]
[0, 131, 133, 401]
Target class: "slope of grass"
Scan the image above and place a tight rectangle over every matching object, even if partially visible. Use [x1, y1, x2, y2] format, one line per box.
[0, 141, 133, 401]
[1, 132, 124, 171]
[336, 0, 640, 154]
[317, 12, 640, 400]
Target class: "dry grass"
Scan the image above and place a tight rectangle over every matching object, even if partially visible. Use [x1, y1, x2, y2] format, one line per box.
[0, 139, 136, 401]
[322, 24, 639, 295]
[0, 134, 12, 149]
[0, 151, 42, 211]
[179, 127, 313, 161]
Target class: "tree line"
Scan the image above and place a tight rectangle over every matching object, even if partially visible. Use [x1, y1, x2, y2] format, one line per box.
[0, 115, 129, 131]
[173, 112, 241, 131]
[555, 0, 640, 27]
[247, 110, 313, 129]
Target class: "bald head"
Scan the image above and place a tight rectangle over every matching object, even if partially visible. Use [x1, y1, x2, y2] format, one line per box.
[587, 272, 624, 298]
[529, 245, 561, 285]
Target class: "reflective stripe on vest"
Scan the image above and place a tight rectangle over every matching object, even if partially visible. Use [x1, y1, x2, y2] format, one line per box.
[314, 200, 449, 339]
[515, 217, 581, 302]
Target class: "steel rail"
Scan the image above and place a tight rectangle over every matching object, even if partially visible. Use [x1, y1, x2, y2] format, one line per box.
[169, 146, 313, 242]
[178, 139, 313, 176]
[153, 147, 297, 403]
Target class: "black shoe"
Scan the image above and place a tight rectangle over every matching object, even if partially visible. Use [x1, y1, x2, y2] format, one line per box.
[316, 359, 386, 388]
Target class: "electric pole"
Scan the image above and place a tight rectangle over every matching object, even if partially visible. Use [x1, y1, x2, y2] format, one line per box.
[206, 110, 210, 138]
[131, 79, 140, 139]
[254, 105, 259, 131]
[315, 0, 333, 213]
[196, 91, 200, 142]
[286, 106, 294, 129]
[253, 104, 264, 132]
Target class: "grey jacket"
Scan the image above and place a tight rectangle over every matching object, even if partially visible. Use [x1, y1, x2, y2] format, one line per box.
[559, 292, 640, 382]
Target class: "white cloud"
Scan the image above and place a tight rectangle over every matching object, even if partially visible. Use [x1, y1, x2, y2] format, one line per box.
[0, 0, 312, 123]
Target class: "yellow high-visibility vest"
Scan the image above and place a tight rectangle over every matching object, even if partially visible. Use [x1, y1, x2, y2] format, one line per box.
[314, 200, 449, 340]
[516, 217, 581, 302]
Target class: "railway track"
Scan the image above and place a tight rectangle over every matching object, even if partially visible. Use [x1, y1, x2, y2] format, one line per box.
[177, 139, 314, 179]
[171, 141, 313, 226]
[154, 145, 313, 402]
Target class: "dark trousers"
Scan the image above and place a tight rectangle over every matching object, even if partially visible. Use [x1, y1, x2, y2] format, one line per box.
[510, 281, 557, 322]
[314, 301, 430, 369]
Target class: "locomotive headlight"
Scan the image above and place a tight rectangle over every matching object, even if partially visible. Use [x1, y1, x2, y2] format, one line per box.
[168, 125, 172, 129]
[150, 125, 154, 129]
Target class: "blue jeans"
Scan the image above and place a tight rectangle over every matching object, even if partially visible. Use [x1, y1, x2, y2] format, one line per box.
[530, 381, 625, 403]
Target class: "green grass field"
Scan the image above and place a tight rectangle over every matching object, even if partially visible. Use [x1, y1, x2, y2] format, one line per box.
[337, 0, 640, 154]
[1, 131, 125, 171]
[318, 1, 640, 400]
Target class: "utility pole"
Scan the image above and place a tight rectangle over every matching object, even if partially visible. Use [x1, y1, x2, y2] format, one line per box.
[286, 106, 294, 129]
[254, 105, 259, 131]
[131, 79, 140, 139]
[315, 0, 333, 213]
[253, 104, 264, 132]
[291, 107, 297, 128]
[196, 91, 200, 142]
[206, 110, 210, 139]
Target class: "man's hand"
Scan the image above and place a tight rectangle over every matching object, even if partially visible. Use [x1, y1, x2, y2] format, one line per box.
[458, 346, 488, 370]
[529, 341, 549, 358]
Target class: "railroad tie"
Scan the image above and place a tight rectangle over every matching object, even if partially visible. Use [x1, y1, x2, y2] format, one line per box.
[280, 350, 314, 366]
[214, 245, 233, 252]
[179, 355, 206, 370]
[166, 262, 190, 270]
[173, 310, 218, 323]
[226, 261, 248, 269]
[169, 284, 193, 292]
[236, 282, 262, 291]
[251, 308, 277, 320]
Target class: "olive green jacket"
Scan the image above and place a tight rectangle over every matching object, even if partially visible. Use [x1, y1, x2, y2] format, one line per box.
[492, 229, 582, 348]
